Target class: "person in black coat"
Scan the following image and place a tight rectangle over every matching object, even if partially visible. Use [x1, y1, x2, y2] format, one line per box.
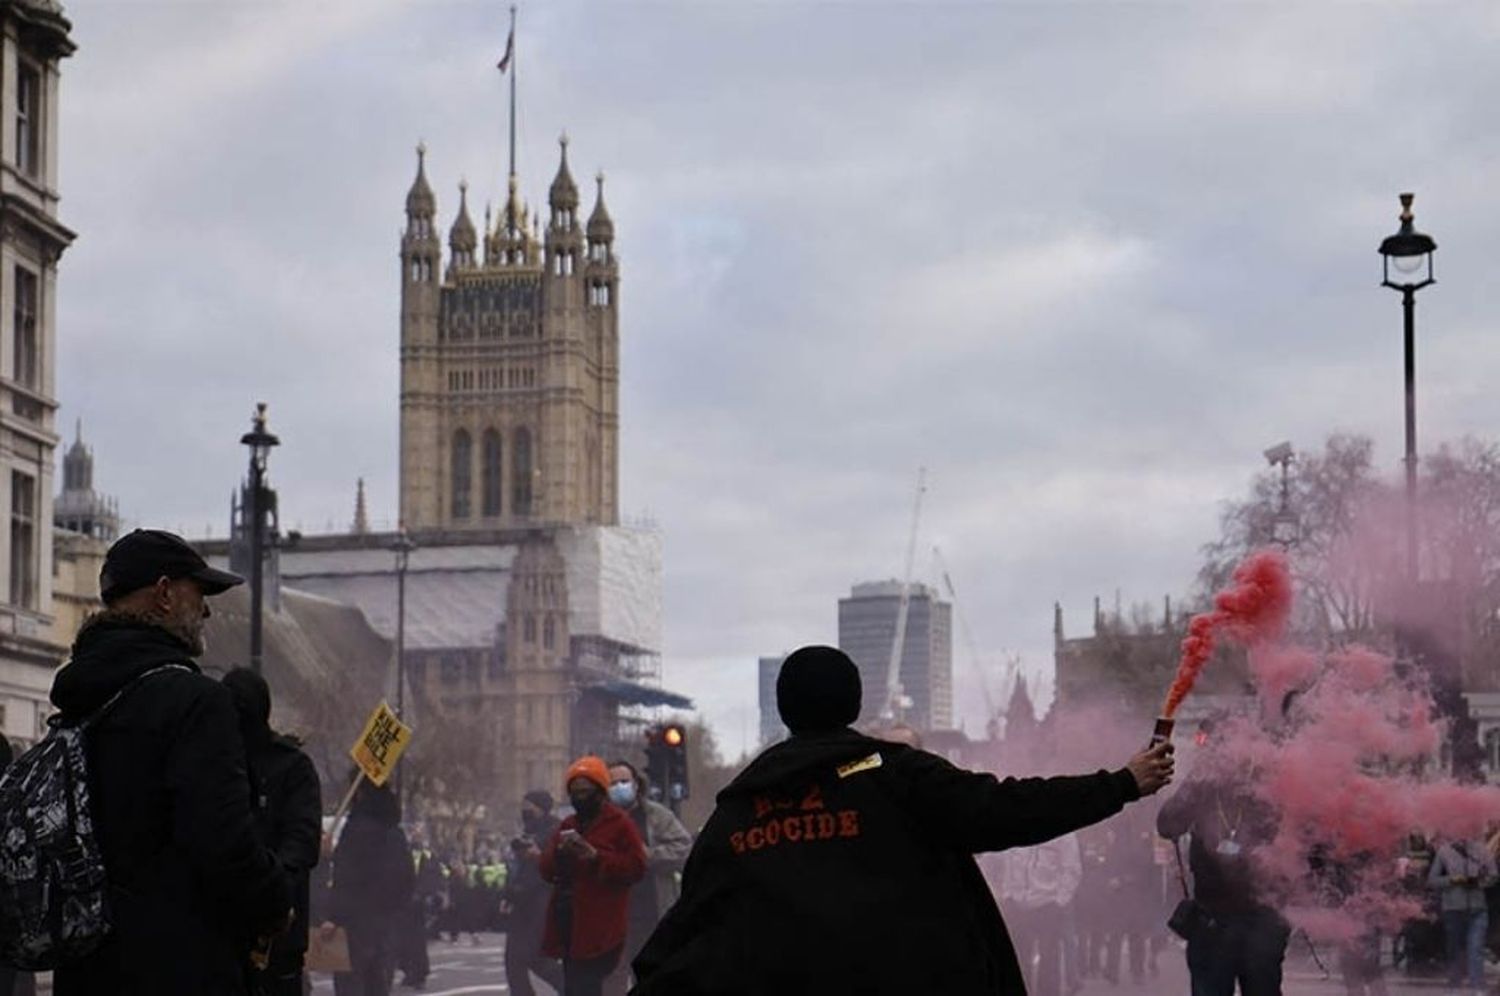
[503, 790, 566, 996]
[322, 779, 415, 996]
[223, 667, 324, 996]
[48, 529, 291, 996]
[631, 645, 1174, 995]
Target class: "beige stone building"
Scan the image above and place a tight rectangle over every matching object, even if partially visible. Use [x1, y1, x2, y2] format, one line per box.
[399, 137, 619, 533]
[0, 0, 73, 747]
[201, 129, 679, 826]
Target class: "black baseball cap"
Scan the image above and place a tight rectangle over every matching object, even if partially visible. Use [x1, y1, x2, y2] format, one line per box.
[99, 529, 244, 603]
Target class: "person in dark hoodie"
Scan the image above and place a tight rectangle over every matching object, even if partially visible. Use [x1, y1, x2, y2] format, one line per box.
[504, 790, 565, 996]
[321, 777, 415, 996]
[222, 667, 324, 996]
[630, 645, 1174, 996]
[48, 528, 292, 996]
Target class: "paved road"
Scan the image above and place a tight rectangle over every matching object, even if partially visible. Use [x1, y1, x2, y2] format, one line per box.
[304, 935, 1482, 996]
[309, 935, 527, 996]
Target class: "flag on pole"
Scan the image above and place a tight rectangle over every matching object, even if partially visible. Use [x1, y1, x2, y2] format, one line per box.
[497, 27, 515, 73]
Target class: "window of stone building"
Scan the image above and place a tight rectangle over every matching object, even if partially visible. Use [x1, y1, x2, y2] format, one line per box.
[543, 615, 555, 650]
[524, 613, 536, 644]
[512, 427, 533, 515]
[465, 657, 480, 685]
[440, 655, 461, 684]
[13, 266, 37, 390]
[451, 429, 472, 519]
[15, 62, 39, 178]
[10, 471, 35, 610]
[482, 430, 503, 517]
[410, 657, 426, 685]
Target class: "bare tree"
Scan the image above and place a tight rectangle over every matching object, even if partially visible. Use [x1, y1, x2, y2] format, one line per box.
[1200, 434, 1395, 641]
[1201, 433, 1500, 660]
[402, 706, 500, 852]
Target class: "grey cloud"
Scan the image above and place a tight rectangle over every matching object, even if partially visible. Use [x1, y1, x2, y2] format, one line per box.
[56, 0, 1500, 753]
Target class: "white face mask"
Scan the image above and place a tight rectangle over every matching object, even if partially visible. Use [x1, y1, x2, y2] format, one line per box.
[608, 781, 637, 807]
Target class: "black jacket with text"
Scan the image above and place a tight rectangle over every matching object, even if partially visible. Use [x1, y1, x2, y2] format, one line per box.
[49, 615, 290, 996]
[631, 729, 1140, 996]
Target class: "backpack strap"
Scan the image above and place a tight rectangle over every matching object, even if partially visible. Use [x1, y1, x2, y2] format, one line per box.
[1171, 836, 1193, 900]
[56, 663, 196, 732]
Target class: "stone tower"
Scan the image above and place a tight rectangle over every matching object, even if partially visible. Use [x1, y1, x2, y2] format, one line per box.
[496, 535, 573, 800]
[55, 421, 118, 541]
[398, 136, 620, 531]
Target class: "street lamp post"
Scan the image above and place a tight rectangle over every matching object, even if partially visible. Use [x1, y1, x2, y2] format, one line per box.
[1264, 441, 1297, 548]
[239, 403, 280, 675]
[393, 528, 416, 718]
[1379, 192, 1437, 584]
[393, 528, 416, 800]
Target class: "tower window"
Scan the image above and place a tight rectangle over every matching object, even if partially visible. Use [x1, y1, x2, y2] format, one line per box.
[482, 429, 503, 517]
[512, 427, 533, 516]
[451, 429, 472, 519]
[15, 63, 39, 178]
[543, 615, 555, 650]
[10, 471, 35, 610]
[524, 613, 537, 643]
[13, 266, 37, 389]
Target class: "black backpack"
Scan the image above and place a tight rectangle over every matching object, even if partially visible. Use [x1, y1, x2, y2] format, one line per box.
[0, 664, 191, 969]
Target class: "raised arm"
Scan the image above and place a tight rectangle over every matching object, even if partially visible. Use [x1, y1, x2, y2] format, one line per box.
[905, 747, 1155, 854]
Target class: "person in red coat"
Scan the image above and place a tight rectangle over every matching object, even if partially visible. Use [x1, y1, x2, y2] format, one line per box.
[541, 755, 648, 996]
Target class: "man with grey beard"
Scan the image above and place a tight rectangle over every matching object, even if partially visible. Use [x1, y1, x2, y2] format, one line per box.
[49, 529, 291, 995]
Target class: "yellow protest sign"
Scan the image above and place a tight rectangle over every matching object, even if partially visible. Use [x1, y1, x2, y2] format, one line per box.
[349, 702, 412, 787]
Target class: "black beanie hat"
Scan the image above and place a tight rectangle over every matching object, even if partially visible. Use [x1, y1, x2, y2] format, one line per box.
[777, 645, 862, 735]
[523, 789, 555, 813]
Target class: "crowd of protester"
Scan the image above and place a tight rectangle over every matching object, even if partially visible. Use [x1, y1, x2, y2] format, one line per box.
[14, 529, 1500, 996]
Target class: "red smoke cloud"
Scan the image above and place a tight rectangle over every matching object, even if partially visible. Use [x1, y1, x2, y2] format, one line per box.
[1203, 642, 1500, 942]
[1163, 550, 1293, 718]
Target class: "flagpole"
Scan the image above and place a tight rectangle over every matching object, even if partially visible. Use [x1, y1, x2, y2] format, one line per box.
[508, 4, 517, 180]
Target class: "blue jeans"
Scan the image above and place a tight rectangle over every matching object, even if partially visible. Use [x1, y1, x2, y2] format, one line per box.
[1185, 905, 1291, 996]
[1441, 907, 1488, 989]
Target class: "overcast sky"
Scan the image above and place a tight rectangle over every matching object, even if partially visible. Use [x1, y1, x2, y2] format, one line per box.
[57, 1, 1500, 758]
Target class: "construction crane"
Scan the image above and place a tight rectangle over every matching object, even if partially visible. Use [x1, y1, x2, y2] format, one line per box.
[932, 544, 1012, 739]
[882, 468, 926, 721]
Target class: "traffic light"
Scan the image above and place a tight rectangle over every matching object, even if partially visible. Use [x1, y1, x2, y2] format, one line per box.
[643, 726, 669, 803]
[643, 723, 690, 812]
[661, 723, 690, 805]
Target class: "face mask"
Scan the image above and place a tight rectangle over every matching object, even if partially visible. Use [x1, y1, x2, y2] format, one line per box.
[608, 781, 637, 808]
[571, 792, 602, 819]
[521, 811, 544, 834]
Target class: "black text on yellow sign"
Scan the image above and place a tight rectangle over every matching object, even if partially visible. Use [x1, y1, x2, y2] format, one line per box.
[349, 702, 413, 787]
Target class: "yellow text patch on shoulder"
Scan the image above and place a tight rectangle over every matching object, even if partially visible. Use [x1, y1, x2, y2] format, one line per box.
[837, 752, 883, 779]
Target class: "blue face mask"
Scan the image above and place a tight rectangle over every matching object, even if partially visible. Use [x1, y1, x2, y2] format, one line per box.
[608, 781, 637, 808]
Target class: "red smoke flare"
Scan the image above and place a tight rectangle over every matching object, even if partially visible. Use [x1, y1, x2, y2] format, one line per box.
[1162, 550, 1292, 719]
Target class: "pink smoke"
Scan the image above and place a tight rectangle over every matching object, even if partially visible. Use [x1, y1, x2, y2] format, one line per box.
[1163, 551, 1293, 718]
[1196, 635, 1500, 942]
